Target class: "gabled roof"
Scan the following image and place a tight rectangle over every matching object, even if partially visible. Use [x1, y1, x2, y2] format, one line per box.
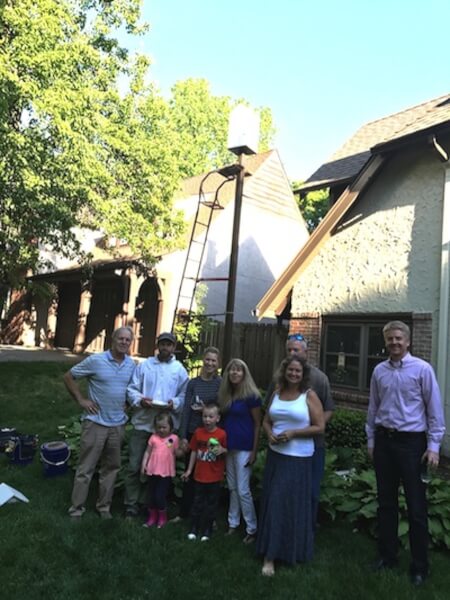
[299, 93, 450, 192]
[174, 148, 303, 244]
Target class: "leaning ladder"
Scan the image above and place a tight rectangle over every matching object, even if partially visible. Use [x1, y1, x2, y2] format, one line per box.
[172, 171, 234, 351]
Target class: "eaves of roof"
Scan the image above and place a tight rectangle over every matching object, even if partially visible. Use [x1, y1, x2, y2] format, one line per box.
[294, 176, 353, 195]
[298, 152, 371, 194]
[30, 257, 144, 282]
[370, 119, 450, 155]
[298, 93, 450, 193]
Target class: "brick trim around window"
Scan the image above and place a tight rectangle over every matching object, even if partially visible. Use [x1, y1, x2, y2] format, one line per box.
[411, 313, 433, 362]
[289, 312, 434, 407]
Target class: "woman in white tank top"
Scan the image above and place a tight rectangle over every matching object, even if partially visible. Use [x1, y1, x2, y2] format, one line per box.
[256, 355, 324, 576]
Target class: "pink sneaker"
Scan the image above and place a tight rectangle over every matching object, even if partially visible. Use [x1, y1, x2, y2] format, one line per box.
[157, 509, 168, 528]
[143, 508, 158, 528]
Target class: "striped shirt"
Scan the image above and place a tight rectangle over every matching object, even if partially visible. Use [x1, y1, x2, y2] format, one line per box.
[71, 351, 136, 427]
[179, 376, 222, 438]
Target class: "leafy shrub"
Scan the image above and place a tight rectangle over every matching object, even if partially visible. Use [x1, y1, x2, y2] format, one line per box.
[58, 416, 133, 489]
[326, 408, 367, 449]
[321, 451, 379, 535]
[427, 477, 450, 548]
[174, 285, 209, 374]
[58, 416, 82, 467]
[321, 451, 450, 550]
[323, 408, 368, 470]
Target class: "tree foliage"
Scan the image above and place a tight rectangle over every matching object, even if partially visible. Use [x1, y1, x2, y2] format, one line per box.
[0, 0, 185, 287]
[168, 78, 275, 179]
[292, 182, 330, 232]
[0, 1, 275, 289]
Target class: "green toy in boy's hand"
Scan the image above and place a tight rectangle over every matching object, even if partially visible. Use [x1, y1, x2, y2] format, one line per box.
[208, 437, 219, 446]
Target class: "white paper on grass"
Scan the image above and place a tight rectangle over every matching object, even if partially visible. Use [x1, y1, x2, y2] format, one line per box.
[0, 483, 29, 506]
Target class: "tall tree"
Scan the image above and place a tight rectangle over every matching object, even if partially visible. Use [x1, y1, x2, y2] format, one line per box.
[0, 2, 276, 291]
[0, 0, 184, 288]
[168, 78, 275, 179]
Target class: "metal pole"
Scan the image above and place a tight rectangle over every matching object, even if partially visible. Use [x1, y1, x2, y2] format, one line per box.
[222, 155, 245, 368]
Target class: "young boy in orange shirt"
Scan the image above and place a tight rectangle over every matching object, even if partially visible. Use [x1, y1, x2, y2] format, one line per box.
[181, 403, 227, 541]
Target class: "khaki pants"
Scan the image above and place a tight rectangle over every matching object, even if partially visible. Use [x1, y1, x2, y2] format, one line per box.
[69, 420, 125, 517]
[123, 429, 151, 513]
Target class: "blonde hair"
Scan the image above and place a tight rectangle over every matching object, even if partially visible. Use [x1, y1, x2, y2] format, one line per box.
[200, 347, 220, 378]
[383, 320, 410, 340]
[218, 358, 260, 412]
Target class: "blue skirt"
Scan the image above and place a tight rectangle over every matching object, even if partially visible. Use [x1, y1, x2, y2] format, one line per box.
[256, 448, 313, 564]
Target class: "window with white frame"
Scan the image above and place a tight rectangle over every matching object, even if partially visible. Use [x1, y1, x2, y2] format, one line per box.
[322, 316, 412, 391]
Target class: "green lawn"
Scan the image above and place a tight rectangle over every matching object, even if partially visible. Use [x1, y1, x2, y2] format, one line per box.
[1, 362, 449, 600]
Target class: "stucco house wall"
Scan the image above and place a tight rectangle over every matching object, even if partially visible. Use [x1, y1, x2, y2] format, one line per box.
[292, 147, 445, 362]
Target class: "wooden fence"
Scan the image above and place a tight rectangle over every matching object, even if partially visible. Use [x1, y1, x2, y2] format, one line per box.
[199, 321, 288, 389]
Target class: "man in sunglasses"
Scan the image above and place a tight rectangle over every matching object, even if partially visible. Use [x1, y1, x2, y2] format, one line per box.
[265, 333, 334, 526]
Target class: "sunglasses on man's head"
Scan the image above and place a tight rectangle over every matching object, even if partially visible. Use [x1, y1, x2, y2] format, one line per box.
[287, 334, 306, 342]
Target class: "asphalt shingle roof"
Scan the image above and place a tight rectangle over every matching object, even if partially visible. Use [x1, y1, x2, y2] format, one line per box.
[177, 150, 274, 199]
[301, 93, 450, 190]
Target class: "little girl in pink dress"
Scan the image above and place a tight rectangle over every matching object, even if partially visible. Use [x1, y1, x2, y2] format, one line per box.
[141, 411, 184, 528]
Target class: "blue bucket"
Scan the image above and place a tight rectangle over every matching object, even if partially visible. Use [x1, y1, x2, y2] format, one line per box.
[40, 441, 71, 477]
[7, 434, 39, 465]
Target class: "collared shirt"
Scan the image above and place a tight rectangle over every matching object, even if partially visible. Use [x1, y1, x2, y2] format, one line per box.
[70, 350, 136, 427]
[127, 355, 189, 432]
[366, 352, 445, 452]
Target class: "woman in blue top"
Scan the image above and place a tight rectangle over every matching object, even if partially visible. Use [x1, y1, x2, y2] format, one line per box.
[219, 358, 261, 544]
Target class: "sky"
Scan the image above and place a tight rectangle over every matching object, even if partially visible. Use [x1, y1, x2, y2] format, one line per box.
[123, 0, 450, 180]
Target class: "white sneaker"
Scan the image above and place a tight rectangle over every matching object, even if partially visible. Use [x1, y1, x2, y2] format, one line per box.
[187, 532, 197, 540]
[170, 516, 182, 524]
[200, 535, 210, 542]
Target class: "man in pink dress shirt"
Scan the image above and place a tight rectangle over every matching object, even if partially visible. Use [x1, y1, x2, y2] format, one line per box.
[366, 320, 445, 586]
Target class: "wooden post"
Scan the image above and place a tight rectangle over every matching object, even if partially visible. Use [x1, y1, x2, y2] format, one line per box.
[73, 283, 92, 353]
